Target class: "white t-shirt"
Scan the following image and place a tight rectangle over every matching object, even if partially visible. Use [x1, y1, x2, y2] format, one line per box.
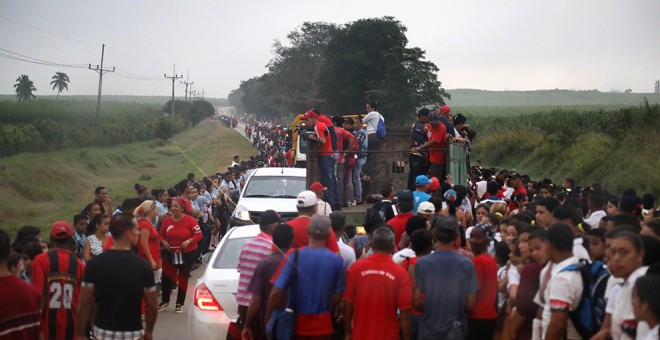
[584, 210, 606, 229]
[573, 237, 591, 262]
[541, 256, 583, 340]
[363, 110, 383, 134]
[611, 266, 650, 340]
[316, 200, 332, 216]
[338, 241, 356, 270]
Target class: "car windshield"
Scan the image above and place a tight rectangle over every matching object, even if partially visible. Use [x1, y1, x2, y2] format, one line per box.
[213, 236, 251, 269]
[243, 176, 306, 198]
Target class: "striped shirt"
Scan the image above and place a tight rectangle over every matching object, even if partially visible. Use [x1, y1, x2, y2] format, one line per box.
[236, 232, 273, 306]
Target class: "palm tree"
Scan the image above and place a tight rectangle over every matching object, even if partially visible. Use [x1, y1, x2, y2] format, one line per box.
[50, 72, 70, 100]
[14, 75, 37, 102]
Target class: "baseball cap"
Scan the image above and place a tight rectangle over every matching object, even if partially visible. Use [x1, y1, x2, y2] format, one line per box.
[50, 221, 74, 240]
[259, 210, 281, 226]
[415, 175, 431, 186]
[444, 189, 457, 202]
[428, 177, 440, 191]
[439, 106, 451, 114]
[310, 182, 327, 192]
[296, 190, 318, 208]
[510, 172, 522, 180]
[397, 190, 414, 203]
[302, 110, 318, 120]
[418, 201, 435, 215]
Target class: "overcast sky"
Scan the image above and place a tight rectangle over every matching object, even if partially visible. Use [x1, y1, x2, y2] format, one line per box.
[1, 0, 659, 99]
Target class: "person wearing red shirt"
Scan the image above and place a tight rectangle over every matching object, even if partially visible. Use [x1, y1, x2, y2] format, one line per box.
[508, 173, 528, 213]
[135, 201, 161, 271]
[304, 110, 337, 207]
[467, 223, 498, 340]
[32, 221, 85, 340]
[411, 113, 447, 180]
[287, 190, 340, 253]
[158, 198, 202, 314]
[0, 229, 42, 340]
[344, 227, 412, 340]
[387, 190, 415, 247]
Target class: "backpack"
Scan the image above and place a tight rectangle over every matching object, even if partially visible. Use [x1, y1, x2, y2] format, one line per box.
[558, 259, 610, 339]
[376, 116, 387, 139]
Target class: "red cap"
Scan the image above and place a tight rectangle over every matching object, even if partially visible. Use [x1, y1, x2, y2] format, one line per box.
[303, 110, 319, 120]
[439, 106, 451, 114]
[429, 177, 440, 191]
[310, 181, 327, 192]
[50, 221, 74, 240]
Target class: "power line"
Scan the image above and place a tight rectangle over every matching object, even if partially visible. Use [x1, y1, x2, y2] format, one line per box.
[0, 47, 88, 68]
[0, 15, 100, 47]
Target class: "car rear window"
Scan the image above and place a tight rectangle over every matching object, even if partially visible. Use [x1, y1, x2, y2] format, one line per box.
[212, 236, 251, 269]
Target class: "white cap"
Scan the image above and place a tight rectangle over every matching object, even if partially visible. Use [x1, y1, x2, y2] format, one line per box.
[296, 190, 318, 208]
[417, 201, 435, 215]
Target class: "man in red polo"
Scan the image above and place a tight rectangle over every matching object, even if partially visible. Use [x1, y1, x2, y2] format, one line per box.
[386, 190, 415, 247]
[303, 110, 337, 208]
[344, 227, 412, 340]
[287, 190, 340, 253]
[411, 113, 447, 180]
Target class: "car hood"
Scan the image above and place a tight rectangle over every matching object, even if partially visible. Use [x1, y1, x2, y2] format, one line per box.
[236, 197, 297, 213]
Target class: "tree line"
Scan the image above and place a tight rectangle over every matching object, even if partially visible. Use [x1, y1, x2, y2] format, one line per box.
[228, 17, 450, 125]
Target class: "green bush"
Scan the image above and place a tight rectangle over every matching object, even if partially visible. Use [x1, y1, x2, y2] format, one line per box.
[470, 103, 660, 195]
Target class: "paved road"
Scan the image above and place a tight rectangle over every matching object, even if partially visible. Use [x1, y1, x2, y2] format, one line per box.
[153, 264, 205, 340]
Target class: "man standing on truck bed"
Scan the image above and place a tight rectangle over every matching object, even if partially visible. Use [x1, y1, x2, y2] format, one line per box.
[302, 110, 337, 210]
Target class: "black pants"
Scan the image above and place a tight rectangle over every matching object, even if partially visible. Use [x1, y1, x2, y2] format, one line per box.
[161, 250, 195, 305]
[428, 162, 446, 181]
[466, 318, 496, 340]
[408, 154, 429, 191]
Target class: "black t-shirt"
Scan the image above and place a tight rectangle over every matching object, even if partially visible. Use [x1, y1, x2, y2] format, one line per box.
[83, 249, 155, 332]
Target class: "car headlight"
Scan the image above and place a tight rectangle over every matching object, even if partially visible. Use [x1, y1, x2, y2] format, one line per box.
[233, 205, 250, 221]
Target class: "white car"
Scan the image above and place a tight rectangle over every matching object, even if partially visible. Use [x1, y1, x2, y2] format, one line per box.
[188, 224, 260, 340]
[230, 167, 306, 227]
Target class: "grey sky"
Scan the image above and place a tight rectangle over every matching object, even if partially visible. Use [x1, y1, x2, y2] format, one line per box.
[1, 0, 659, 99]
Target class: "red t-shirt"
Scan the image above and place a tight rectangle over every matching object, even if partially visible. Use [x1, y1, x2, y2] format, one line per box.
[0, 275, 42, 340]
[137, 218, 161, 262]
[470, 253, 498, 319]
[427, 123, 447, 164]
[344, 253, 413, 339]
[387, 212, 415, 247]
[159, 214, 202, 254]
[508, 186, 528, 212]
[314, 121, 334, 156]
[287, 216, 340, 253]
[31, 249, 85, 340]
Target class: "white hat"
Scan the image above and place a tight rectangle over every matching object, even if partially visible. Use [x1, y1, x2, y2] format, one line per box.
[417, 201, 435, 215]
[296, 190, 318, 208]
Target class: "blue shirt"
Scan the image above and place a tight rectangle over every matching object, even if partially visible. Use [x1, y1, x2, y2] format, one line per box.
[414, 250, 478, 338]
[273, 247, 345, 315]
[413, 191, 431, 212]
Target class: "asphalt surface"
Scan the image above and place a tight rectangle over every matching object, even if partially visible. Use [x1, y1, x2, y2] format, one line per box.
[153, 263, 206, 340]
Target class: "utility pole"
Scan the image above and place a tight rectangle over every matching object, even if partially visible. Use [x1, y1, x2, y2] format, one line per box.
[164, 64, 183, 115]
[181, 71, 194, 101]
[201, 88, 205, 99]
[89, 44, 115, 122]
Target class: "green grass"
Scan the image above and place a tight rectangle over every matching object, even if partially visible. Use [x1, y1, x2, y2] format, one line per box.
[0, 100, 160, 124]
[0, 122, 253, 235]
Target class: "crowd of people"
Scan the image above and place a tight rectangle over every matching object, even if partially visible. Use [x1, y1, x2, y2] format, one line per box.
[2, 104, 660, 340]
[232, 171, 660, 340]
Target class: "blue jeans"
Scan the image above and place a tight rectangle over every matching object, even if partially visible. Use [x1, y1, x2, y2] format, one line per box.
[319, 155, 336, 205]
[353, 157, 366, 203]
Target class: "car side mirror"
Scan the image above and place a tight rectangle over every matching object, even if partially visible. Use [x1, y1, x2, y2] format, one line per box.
[201, 253, 213, 265]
